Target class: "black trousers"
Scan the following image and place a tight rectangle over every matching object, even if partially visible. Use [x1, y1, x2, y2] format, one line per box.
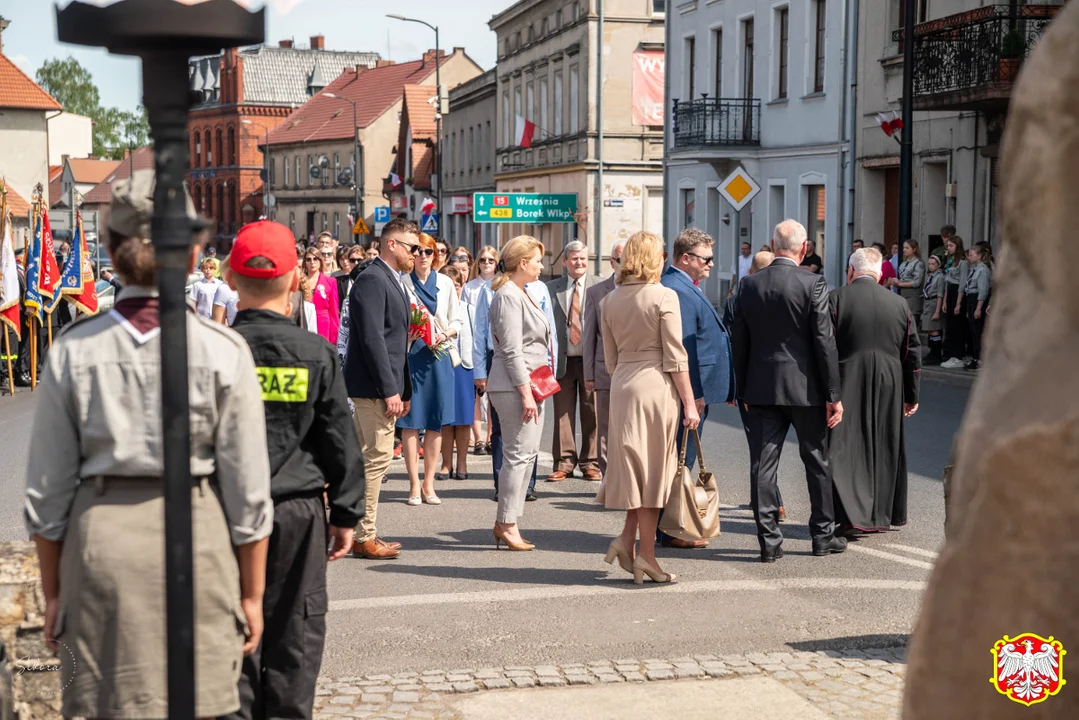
[965, 296, 985, 361]
[943, 284, 969, 360]
[746, 405, 834, 553]
[226, 493, 328, 720]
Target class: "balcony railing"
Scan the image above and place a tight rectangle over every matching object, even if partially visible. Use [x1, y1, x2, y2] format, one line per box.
[672, 97, 761, 149]
[893, 4, 1061, 109]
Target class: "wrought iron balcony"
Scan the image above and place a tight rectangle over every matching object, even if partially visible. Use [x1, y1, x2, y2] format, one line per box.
[672, 97, 761, 149]
[893, 4, 1061, 112]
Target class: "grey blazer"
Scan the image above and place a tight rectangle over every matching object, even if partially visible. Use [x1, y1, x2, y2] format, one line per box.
[546, 273, 599, 378]
[488, 280, 553, 393]
[583, 275, 616, 391]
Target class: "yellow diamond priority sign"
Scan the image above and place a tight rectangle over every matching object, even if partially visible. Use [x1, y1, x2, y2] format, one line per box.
[718, 167, 761, 212]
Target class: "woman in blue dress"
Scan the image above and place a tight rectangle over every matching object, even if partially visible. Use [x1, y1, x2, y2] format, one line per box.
[437, 264, 477, 480]
[399, 233, 461, 506]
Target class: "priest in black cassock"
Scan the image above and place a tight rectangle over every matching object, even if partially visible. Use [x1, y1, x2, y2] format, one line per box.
[828, 247, 921, 535]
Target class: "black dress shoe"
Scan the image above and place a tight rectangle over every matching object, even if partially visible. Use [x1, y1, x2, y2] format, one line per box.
[761, 547, 784, 563]
[525, 490, 538, 502]
[14, 372, 30, 388]
[812, 536, 848, 556]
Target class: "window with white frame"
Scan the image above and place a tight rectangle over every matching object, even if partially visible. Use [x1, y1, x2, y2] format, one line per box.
[813, 0, 826, 93]
[713, 28, 723, 98]
[685, 36, 696, 100]
[682, 188, 696, 228]
[554, 71, 564, 136]
[502, 90, 510, 145]
[653, 0, 666, 15]
[742, 17, 755, 99]
[569, 65, 579, 134]
[486, 121, 492, 166]
[776, 6, 789, 100]
[526, 80, 535, 122]
[469, 127, 475, 171]
[539, 75, 549, 140]
[284, 155, 290, 186]
[514, 86, 522, 135]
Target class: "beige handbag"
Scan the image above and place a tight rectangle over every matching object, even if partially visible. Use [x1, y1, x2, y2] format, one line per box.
[658, 429, 721, 542]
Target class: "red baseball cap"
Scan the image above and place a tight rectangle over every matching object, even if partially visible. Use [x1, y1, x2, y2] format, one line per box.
[230, 220, 297, 279]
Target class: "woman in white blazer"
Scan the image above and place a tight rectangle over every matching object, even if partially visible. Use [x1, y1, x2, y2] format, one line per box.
[399, 234, 462, 506]
[438, 265, 477, 480]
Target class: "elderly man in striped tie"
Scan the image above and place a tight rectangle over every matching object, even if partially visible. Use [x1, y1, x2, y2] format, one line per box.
[545, 241, 601, 482]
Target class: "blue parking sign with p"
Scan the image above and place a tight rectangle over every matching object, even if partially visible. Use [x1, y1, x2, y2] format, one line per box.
[374, 206, 391, 224]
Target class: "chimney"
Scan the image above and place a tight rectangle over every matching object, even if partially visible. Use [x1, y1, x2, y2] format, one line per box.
[376, 60, 396, 68]
[355, 65, 367, 76]
[310, 34, 325, 50]
[279, 39, 293, 49]
[0, 16, 9, 54]
[422, 48, 445, 65]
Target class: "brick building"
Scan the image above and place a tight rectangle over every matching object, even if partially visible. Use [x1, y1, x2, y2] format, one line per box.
[185, 37, 380, 249]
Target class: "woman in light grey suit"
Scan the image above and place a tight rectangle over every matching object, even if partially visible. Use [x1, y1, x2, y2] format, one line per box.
[487, 235, 551, 551]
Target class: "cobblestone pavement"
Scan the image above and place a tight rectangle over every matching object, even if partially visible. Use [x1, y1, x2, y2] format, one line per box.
[314, 646, 906, 720]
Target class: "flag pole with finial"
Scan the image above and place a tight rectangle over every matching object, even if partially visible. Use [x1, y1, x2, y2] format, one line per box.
[0, 180, 13, 396]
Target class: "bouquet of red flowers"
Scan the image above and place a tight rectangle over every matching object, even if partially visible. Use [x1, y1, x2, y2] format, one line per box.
[410, 303, 452, 360]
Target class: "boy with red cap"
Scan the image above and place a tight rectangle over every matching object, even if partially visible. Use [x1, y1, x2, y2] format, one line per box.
[224, 220, 366, 720]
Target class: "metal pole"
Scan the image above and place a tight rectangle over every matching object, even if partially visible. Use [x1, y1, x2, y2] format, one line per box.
[595, 0, 604, 276]
[661, 0, 672, 259]
[142, 50, 197, 719]
[898, 0, 915, 242]
[732, 209, 741, 287]
[353, 102, 360, 242]
[265, 127, 271, 220]
[435, 27, 442, 237]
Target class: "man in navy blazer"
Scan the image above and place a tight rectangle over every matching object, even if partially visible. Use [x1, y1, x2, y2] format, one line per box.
[345, 217, 421, 560]
[659, 227, 735, 548]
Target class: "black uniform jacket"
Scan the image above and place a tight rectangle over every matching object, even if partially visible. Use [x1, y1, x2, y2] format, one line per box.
[231, 308, 365, 528]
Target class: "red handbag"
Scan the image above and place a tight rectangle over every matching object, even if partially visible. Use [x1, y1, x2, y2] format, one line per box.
[529, 360, 560, 403]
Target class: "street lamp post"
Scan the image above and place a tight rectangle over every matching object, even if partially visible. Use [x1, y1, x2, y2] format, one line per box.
[899, 0, 915, 243]
[387, 14, 441, 234]
[242, 119, 272, 220]
[323, 93, 362, 241]
[55, 2, 264, 717]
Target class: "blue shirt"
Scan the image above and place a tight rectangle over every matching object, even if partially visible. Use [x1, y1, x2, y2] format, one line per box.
[472, 280, 558, 381]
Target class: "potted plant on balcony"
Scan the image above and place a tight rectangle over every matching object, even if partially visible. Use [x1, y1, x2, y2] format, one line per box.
[998, 29, 1027, 82]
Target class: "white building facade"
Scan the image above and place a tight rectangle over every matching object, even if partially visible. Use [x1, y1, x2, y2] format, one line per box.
[665, 0, 848, 299]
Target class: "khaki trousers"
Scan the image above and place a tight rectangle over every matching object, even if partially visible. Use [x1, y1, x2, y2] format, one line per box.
[351, 398, 396, 543]
[596, 389, 610, 477]
[552, 356, 598, 473]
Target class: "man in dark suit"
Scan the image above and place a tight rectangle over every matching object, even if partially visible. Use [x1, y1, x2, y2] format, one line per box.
[545, 241, 600, 481]
[660, 228, 736, 549]
[582, 241, 624, 477]
[345, 218, 421, 560]
[732, 218, 846, 563]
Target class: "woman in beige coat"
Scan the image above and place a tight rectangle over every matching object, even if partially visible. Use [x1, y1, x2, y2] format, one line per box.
[596, 231, 699, 584]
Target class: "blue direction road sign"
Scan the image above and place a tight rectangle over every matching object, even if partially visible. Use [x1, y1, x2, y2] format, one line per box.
[374, 206, 391, 224]
[422, 213, 439, 234]
[473, 193, 578, 223]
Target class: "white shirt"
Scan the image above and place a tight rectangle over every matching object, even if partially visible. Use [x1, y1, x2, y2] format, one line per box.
[212, 283, 240, 326]
[462, 276, 490, 308]
[189, 277, 221, 319]
[738, 254, 753, 281]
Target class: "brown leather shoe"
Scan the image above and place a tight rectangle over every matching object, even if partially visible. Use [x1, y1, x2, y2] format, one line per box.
[583, 468, 602, 481]
[661, 537, 710, 549]
[377, 537, 402, 550]
[352, 538, 400, 559]
[546, 471, 568, 482]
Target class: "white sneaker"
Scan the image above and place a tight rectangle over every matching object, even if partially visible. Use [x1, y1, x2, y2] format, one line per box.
[940, 358, 964, 369]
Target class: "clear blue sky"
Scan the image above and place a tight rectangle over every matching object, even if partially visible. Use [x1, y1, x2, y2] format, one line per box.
[3, 0, 506, 112]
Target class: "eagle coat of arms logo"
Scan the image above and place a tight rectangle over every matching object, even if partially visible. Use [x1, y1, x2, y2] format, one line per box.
[991, 633, 1066, 706]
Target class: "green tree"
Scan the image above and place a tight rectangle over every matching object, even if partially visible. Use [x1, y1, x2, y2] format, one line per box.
[36, 56, 150, 160]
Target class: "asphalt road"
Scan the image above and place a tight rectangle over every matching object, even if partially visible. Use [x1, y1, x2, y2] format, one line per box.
[0, 379, 970, 678]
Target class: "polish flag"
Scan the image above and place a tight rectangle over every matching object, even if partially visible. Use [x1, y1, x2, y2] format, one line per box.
[877, 111, 904, 137]
[390, 172, 403, 189]
[514, 115, 536, 148]
[420, 197, 436, 216]
[0, 206, 20, 340]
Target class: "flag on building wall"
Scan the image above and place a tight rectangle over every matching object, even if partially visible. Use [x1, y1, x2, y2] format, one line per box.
[514, 115, 536, 148]
[0, 201, 20, 340]
[632, 50, 665, 126]
[877, 111, 904, 138]
[60, 210, 99, 315]
[390, 172, 403, 189]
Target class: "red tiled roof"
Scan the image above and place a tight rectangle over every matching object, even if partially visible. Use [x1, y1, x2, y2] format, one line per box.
[402, 84, 438, 140]
[48, 166, 63, 181]
[68, 158, 122, 185]
[81, 147, 155, 205]
[266, 54, 452, 146]
[0, 54, 62, 111]
[4, 186, 30, 217]
[48, 166, 64, 208]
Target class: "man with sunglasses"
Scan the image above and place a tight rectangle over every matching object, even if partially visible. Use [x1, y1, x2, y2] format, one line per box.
[658, 228, 736, 549]
[344, 218, 422, 560]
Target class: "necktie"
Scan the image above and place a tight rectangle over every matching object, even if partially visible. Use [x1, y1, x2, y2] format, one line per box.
[568, 280, 581, 345]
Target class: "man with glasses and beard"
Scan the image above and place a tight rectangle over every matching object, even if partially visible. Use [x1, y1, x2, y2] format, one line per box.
[657, 228, 736, 549]
[345, 218, 422, 560]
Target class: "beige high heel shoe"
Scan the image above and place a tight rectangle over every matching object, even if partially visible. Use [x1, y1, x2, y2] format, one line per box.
[604, 538, 634, 574]
[632, 556, 676, 585]
[493, 524, 535, 551]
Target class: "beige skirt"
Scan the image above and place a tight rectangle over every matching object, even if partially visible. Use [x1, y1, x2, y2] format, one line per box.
[56, 477, 247, 719]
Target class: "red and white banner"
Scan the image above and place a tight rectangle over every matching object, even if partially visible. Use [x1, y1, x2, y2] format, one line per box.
[447, 196, 473, 215]
[632, 50, 665, 126]
[877, 111, 904, 137]
[514, 115, 536, 148]
[0, 206, 20, 340]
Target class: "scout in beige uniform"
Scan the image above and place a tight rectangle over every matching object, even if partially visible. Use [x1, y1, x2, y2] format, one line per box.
[24, 170, 274, 719]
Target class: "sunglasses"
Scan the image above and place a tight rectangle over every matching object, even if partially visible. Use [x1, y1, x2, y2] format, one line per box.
[686, 251, 715, 265]
[320, 253, 334, 258]
[479, 258, 496, 264]
[418, 248, 436, 257]
[452, 255, 470, 263]
[437, 248, 448, 255]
